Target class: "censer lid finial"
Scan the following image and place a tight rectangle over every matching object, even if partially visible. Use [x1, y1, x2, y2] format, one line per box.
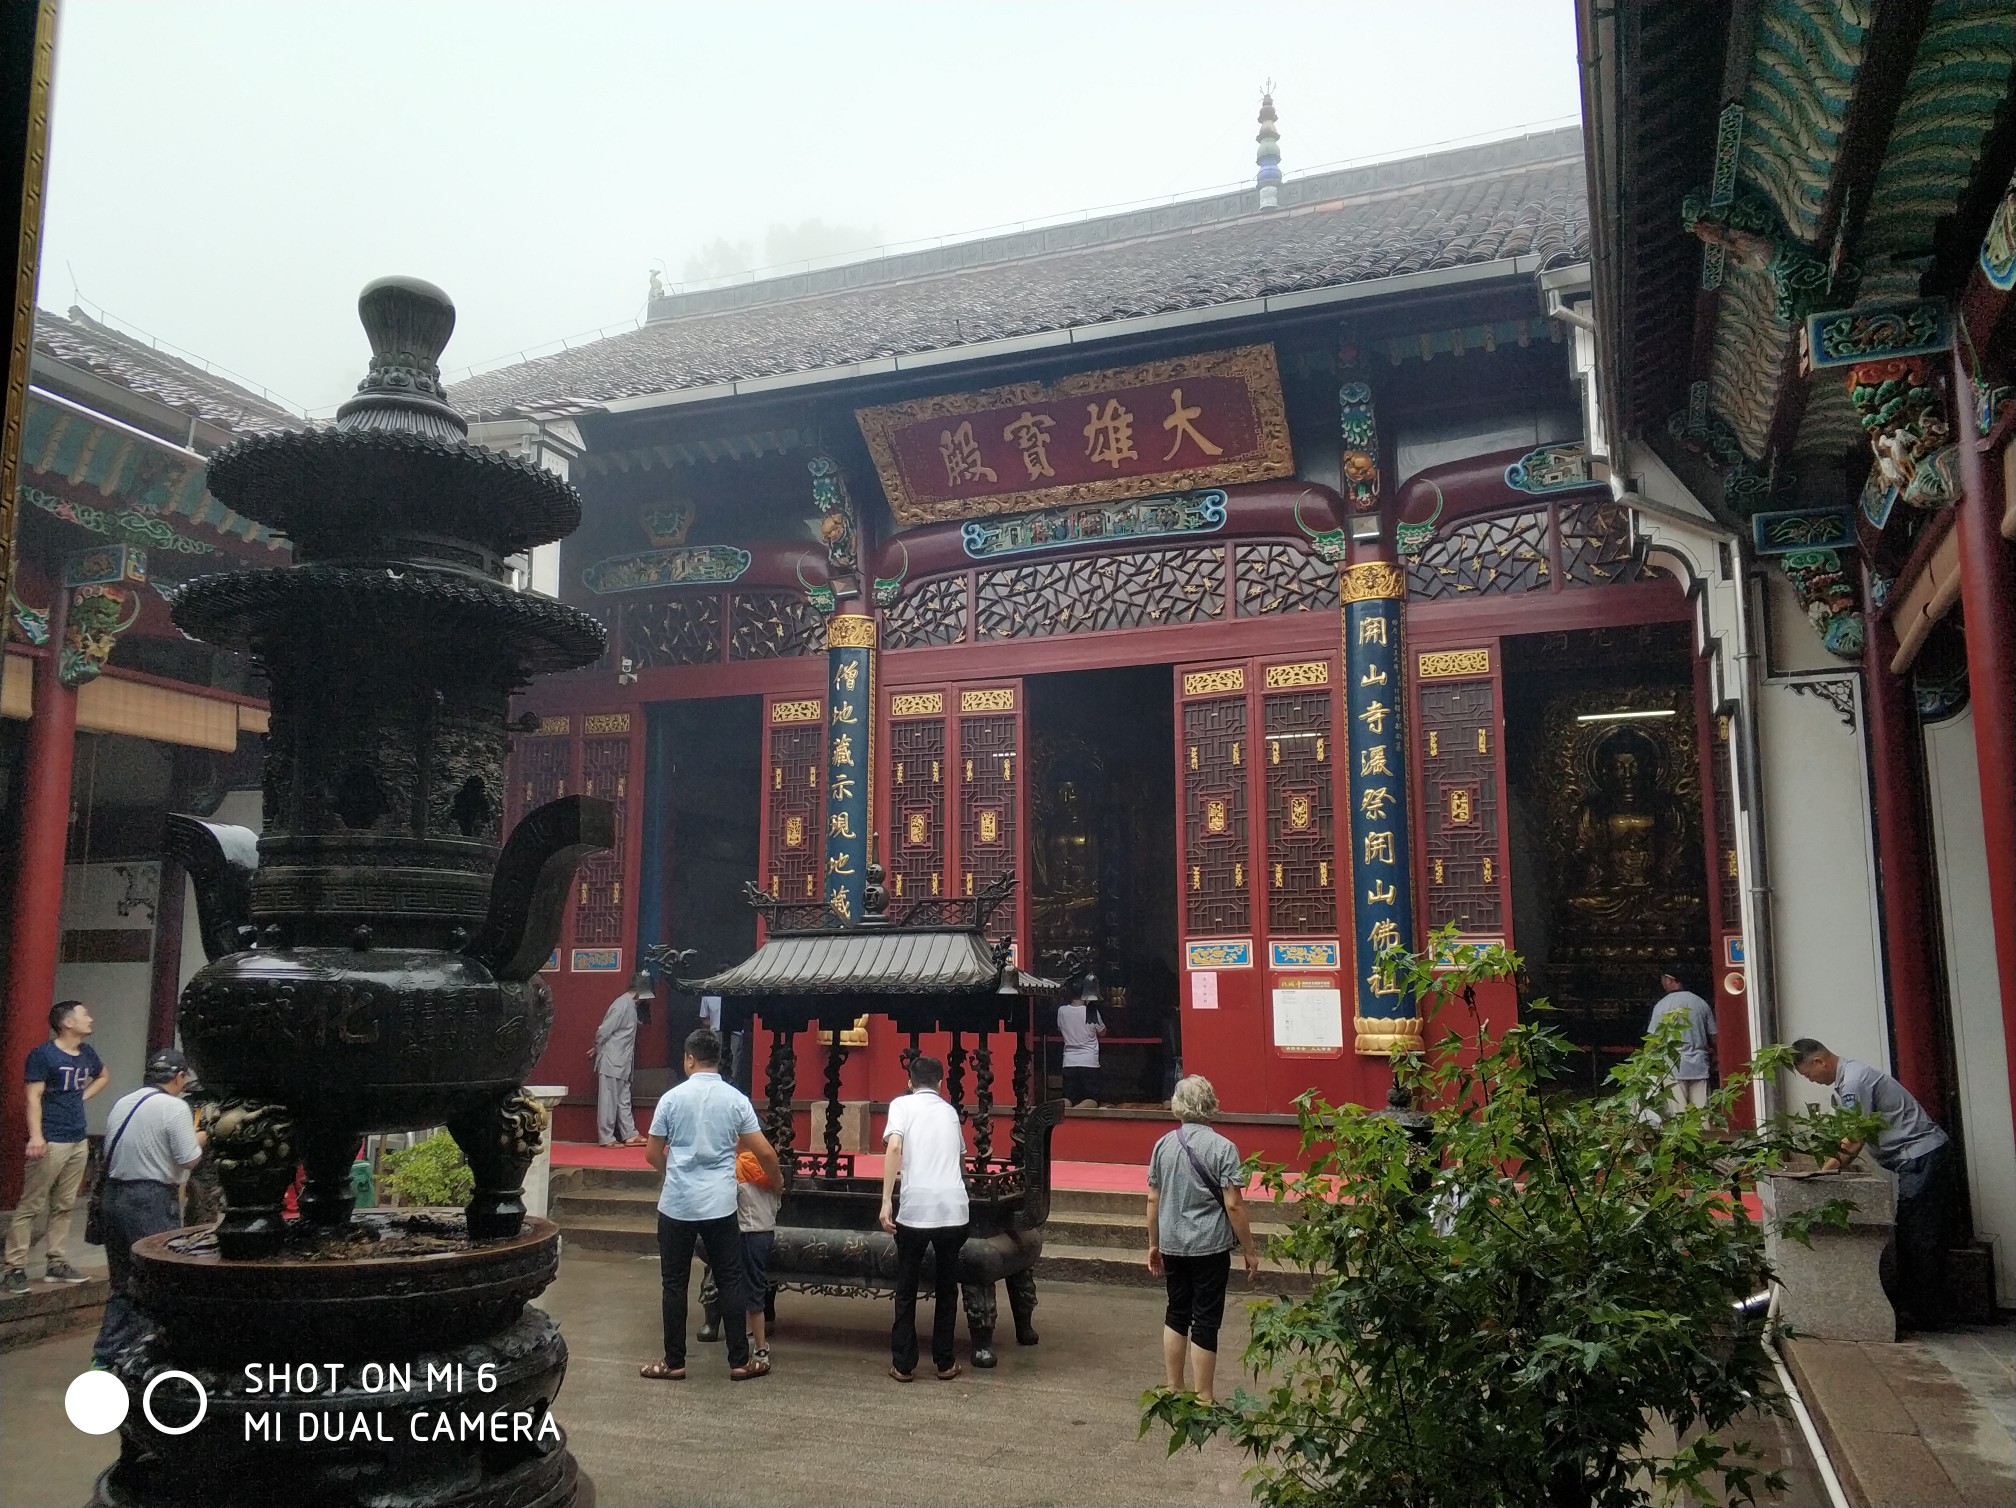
[335, 275, 467, 440]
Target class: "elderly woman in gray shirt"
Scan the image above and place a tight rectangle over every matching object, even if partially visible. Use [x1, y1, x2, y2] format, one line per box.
[1146, 1075, 1259, 1404]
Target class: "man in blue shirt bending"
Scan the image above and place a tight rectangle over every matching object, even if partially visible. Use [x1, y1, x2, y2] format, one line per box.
[638, 1028, 781, 1382]
[5, 1001, 106, 1292]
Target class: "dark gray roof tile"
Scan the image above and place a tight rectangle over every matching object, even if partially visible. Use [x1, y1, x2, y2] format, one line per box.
[34, 308, 301, 434]
[455, 128, 1588, 417]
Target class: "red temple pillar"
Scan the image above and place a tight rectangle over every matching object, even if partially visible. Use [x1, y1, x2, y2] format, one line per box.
[1862, 570, 1949, 1117]
[1, 592, 76, 1207]
[1951, 342, 2016, 1142]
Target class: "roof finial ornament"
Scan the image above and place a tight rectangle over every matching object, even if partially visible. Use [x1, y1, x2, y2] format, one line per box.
[1256, 83, 1282, 210]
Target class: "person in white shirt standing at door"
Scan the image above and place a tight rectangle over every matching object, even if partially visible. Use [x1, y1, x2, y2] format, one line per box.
[1056, 974, 1106, 1107]
[591, 971, 652, 1147]
[878, 1054, 970, 1382]
[1645, 969, 1717, 1114]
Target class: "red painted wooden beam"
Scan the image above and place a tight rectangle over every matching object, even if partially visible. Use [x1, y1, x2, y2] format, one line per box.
[0, 591, 76, 1208]
[1950, 342, 2016, 1155]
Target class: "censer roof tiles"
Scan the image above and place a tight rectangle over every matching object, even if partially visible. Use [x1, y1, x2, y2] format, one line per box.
[455, 128, 1588, 417]
[682, 926, 1013, 999]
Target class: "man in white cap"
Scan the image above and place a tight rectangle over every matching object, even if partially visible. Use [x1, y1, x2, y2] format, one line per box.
[592, 971, 652, 1147]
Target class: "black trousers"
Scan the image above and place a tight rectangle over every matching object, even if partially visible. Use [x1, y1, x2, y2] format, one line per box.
[1891, 1144, 1955, 1329]
[891, 1222, 967, 1374]
[93, 1178, 182, 1365]
[657, 1212, 748, 1369]
[1162, 1248, 1232, 1353]
[1061, 1066, 1100, 1103]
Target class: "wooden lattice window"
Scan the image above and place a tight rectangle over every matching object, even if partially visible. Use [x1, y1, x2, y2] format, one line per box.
[958, 713, 1017, 942]
[1183, 695, 1250, 934]
[508, 735, 570, 834]
[729, 591, 825, 660]
[618, 596, 723, 668]
[973, 547, 1225, 639]
[1407, 511, 1551, 599]
[1558, 501, 1643, 587]
[1416, 679, 1502, 934]
[574, 736, 631, 945]
[1263, 689, 1335, 935]
[1235, 543, 1340, 617]
[765, 722, 824, 906]
[884, 577, 969, 649]
[888, 714, 948, 903]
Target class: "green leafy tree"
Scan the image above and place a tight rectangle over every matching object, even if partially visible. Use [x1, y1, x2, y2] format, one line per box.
[1143, 930, 1871, 1508]
[380, 1132, 474, 1209]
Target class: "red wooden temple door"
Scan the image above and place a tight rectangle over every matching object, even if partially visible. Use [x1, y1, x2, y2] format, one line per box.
[1174, 654, 1355, 1113]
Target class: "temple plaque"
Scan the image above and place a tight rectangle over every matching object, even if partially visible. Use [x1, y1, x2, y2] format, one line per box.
[855, 344, 1293, 525]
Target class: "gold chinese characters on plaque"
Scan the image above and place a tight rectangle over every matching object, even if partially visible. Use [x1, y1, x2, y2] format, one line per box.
[854, 344, 1293, 525]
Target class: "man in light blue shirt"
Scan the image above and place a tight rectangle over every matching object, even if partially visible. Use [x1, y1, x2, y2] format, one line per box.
[1792, 1038, 1953, 1329]
[1646, 970, 1717, 1114]
[640, 1028, 781, 1381]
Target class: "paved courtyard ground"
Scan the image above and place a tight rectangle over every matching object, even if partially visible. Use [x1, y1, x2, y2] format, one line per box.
[0, 1243, 1845, 1508]
[1, 1248, 1254, 1508]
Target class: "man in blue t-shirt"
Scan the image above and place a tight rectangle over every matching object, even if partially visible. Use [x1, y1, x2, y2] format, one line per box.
[5, 1001, 107, 1292]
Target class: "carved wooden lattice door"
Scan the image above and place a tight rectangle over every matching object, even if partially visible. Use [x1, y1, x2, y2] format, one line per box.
[1176, 656, 1345, 1112]
[574, 717, 634, 959]
[761, 696, 826, 922]
[508, 722, 572, 835]
[1411, 645, 1512, 942]
[879, 682, 1023, 956]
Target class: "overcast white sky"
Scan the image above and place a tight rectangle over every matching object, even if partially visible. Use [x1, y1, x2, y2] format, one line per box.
[39, 1, 1582, 416]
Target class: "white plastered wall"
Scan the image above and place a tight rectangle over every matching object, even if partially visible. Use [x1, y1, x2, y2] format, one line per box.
[1924, 707, 2016, 1305]
[1761, 674, 1890, 1106]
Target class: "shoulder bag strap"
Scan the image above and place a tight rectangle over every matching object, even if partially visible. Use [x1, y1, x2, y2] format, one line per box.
[101, 1089, 163, 1180]
[1174, 1125, 1226, 1209]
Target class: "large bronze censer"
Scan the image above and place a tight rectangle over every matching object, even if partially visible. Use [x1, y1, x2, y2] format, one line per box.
[95, 279, 608, 1508]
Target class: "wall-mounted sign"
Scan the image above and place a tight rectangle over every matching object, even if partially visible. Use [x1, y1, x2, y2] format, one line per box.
[1272, 977, 1344, 1055]
[1190, 971, 1219, 1010]
[571, 947, 623, 972]
[856, 344, 1293, 526]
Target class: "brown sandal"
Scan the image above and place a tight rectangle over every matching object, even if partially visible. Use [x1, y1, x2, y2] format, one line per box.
[639, 1361, 685, 1381]
[888, 1365, 915, 1382]
[936, 1363, 963, 1381]
[730, 1357, 771, 1380]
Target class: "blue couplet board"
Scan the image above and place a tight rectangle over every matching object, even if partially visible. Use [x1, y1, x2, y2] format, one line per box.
[1340, 562, 1417, 1052]
[821, 614, 876, 925]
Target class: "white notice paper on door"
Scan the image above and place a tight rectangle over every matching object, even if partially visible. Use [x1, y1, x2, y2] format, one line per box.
[1272, 986, 1343, 1051]
[1191, 971, 1219, 1010]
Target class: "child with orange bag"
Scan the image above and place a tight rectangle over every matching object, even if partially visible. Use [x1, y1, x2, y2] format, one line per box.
[736, 1148, 782, 1367]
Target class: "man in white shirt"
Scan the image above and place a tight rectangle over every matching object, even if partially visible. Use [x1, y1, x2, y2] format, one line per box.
[591, 972, 651, 1147]
[878, 1054, 970, 1381]
[1646, 970, 1716, 1114]
[91, 1048, 205, 1367]
[1056, 976, 1106, 1107]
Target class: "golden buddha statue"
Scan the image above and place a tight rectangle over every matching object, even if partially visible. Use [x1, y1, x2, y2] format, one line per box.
[1564, 727, 1697, 923]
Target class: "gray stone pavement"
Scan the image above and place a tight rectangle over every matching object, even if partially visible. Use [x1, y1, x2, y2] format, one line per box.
[0, 1247, 1255, 1508]
[0, 1242, 1845, 1508]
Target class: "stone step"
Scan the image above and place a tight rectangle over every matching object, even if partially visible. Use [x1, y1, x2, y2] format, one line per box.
[0, 1277, 110, 1355]
[1036, 1243, 1314, 1294]
[550, 1185, 659, 1223]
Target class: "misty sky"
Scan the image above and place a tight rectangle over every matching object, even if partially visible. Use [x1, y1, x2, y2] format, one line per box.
[39, 1, 1581, 417]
